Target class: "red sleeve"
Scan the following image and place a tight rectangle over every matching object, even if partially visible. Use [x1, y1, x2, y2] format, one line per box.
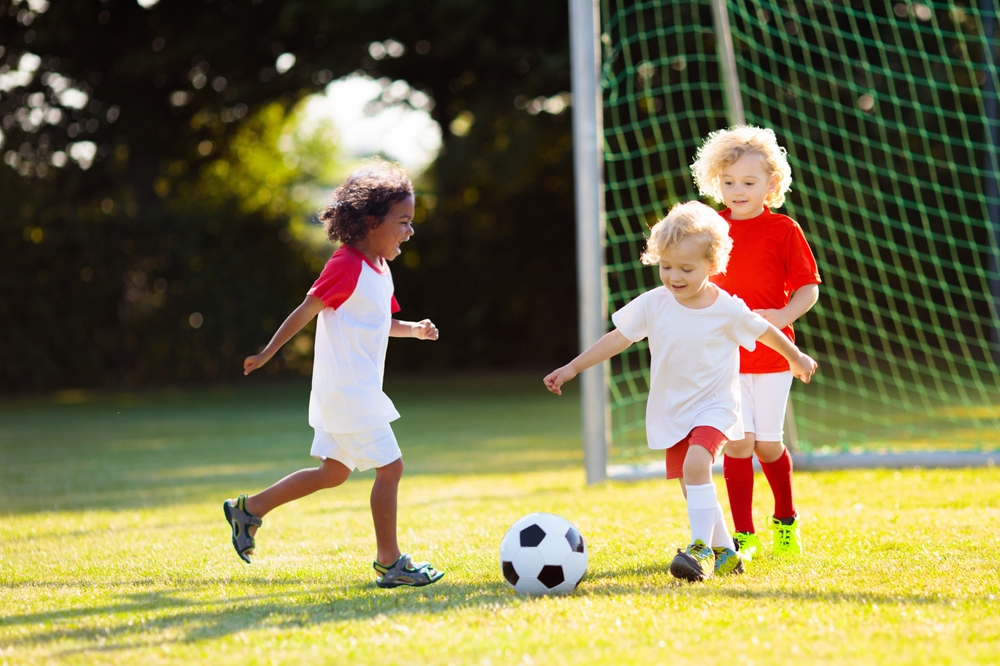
[391, 295, 400, 314]
[308, 248, 362, 309]
[783, 221, 822, 292]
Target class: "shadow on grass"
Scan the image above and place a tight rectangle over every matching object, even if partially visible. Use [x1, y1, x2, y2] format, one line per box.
[3, 578, 519, 654]
[584, 576, 980, 606]
[3, 570, 983, 656]
[0, 375, 582, 515]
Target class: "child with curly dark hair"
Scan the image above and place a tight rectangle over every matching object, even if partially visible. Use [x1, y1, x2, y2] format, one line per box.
[224, 157, 444, 588]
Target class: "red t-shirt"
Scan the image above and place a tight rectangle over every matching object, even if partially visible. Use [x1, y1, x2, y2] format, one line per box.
[710, 207, 821, 373]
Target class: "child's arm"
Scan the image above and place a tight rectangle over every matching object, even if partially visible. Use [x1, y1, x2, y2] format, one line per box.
[244, 295, 326, 375]
[544, 330, 633, 395]
[756, 323, 818, 383]
[754, 283, 819, 330]
[390, 318, 439, 341]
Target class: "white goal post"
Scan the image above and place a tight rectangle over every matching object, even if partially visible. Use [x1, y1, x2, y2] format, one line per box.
[568, 0, 608, 484]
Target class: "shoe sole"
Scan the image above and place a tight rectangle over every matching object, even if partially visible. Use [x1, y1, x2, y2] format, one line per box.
[376, 571, 445, 588]
[223, 500, 253, 564]
[670, 554, 711, 582]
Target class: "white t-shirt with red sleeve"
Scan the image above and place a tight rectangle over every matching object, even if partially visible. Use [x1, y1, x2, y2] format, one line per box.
[611, 286, 769, 448]
[306, 245, 401, 434]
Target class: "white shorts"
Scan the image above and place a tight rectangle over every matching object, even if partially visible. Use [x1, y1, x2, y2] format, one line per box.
[310, 424, 401, 472]
[739, 371, 794, 443]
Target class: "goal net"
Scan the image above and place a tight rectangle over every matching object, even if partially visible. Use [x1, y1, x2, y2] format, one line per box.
[599, 0, 1000, 465]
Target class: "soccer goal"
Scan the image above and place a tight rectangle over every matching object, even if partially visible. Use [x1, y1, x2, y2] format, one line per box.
[569, 0, 1000, 482]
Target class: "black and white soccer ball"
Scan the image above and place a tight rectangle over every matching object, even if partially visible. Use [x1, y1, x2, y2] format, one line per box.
[499, 512, 587, 594]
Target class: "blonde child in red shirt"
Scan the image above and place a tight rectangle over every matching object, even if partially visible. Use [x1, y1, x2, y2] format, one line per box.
[691, 126, 822, 558]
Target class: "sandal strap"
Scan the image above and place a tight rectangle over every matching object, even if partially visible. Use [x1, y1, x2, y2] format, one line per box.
[225, 495, 262, 564]
[373, 553, 410, 575]
[373, 553, 443, 587]
[236, 495, 263, 526]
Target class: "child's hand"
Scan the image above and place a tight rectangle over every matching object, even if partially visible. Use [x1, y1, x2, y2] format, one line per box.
[789, 352, 818, 383]
[244, 354, 269, 375]
[543, 366, 578, 395]
[413, 319, 439, 341]
[753, 308, 792, 330]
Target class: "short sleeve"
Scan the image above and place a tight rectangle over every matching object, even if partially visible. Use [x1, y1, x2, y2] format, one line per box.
[732, 300, 769, 352]
[390, 295, 401, 314]
[611, 294, 649, 342]
[308, 249, 363, 309]
[784, 221, 822, 292]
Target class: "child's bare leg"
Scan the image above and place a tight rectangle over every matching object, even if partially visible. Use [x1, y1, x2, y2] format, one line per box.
[244, 458, 351, 542]
[682, 445, 714, 485]
[371, 457, 404, 566]
[725, 436, 755, 459]
[754, 439, 784, 463]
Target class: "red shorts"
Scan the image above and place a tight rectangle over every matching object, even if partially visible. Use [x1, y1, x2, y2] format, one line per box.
[665, 426, 728, 480]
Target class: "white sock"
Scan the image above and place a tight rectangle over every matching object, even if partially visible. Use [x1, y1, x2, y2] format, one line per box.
[685, 483, 719, 546]
[710, 503, 736, 550]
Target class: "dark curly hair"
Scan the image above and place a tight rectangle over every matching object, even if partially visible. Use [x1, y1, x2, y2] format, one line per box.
[319, 157, 414, 246]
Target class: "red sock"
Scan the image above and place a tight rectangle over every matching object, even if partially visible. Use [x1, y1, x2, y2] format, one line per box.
[760, 448, 796, 520]
[723, 454, 755, 533]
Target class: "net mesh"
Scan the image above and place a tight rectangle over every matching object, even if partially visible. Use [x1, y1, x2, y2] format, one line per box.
[599, 0, 1000, 462]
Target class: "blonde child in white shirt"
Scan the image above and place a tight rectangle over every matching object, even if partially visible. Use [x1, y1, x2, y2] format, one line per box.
[544, 201, 817, 581]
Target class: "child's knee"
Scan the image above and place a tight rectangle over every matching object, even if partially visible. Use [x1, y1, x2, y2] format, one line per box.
[682, 445, 714, 482]
[754, 440, 785, 463]
[725, 435, 756, 458]
[319, 459, 350, 487]
[376, 457, 404, 482]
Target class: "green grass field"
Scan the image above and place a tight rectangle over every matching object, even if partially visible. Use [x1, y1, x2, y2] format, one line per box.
[2, 375, 999, 665]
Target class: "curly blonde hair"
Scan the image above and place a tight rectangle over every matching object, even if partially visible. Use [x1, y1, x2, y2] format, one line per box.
[691, 125, 792, 209]
[640, 201, 733, 274]
[318, 157, 413, 246]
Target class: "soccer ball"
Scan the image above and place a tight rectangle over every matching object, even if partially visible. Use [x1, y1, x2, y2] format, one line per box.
[499, 512, 587, 594]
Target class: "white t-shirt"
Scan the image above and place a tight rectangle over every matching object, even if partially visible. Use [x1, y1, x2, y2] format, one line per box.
[611, 285, 769, 448]
[306, 245, 401, 434]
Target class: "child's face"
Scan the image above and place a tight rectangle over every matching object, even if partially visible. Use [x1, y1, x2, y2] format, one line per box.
[365, 195, 415, 261]
[719, 153, 778, 220]
[658, 236, 717, 308]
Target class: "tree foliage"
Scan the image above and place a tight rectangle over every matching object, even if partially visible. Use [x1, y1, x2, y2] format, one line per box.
[0, 0, 576, 390]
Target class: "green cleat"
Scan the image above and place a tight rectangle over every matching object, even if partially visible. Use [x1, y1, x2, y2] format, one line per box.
[712, 546, 745, 575]
[733, 531, 762, 562]
[669, 539, 715, 582]
[771, 515, 803, 556]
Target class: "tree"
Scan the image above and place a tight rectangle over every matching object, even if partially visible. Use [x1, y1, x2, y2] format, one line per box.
[0, 0, 576, 390]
